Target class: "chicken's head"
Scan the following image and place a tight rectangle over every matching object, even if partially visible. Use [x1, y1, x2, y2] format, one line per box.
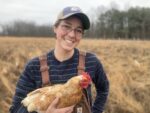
[79, 72, 92, 89]
[66, 72, 91, 89]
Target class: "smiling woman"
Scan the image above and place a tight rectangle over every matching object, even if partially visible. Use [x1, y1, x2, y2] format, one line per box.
[54, 17, 83, 55]
[9, 6, 109, 113]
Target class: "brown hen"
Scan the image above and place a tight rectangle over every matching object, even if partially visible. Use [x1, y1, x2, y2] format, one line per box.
[21, 72, 91, 112]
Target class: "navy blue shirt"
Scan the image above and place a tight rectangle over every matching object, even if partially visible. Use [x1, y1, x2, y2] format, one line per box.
[9, 48, 109, 113]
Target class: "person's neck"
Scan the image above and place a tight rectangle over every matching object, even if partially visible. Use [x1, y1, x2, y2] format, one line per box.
[54, 46, 74, 62]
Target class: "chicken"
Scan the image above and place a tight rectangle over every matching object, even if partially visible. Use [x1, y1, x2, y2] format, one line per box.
[21, 72, 91, 113]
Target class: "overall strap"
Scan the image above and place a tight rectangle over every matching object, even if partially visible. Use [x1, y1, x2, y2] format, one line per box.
[39, 54, 51, 86]
[77, 50, 92, 112]
[78, 50, 86, 75]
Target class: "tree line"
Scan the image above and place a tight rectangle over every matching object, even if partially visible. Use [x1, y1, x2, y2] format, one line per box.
[0, 21, 54, 37]
[0, 7, 150, 39]
[87, 7, 150, 39]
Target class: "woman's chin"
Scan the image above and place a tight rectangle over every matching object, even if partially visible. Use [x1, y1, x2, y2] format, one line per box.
[62, 45, 75, 52]
[64, 48, 74, 52]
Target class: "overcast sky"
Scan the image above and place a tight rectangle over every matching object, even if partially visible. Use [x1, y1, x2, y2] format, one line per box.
[0, 0, 150, 25]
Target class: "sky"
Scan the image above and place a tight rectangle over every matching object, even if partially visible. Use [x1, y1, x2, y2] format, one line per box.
[0, 0, 150, 25]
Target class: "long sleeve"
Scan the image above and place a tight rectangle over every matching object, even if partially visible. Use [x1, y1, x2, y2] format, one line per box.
[92, 59, 109, 113]
[9, 61, 37, 113]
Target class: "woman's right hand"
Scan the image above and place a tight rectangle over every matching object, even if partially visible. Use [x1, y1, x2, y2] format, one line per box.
[45, 97, 75, 113]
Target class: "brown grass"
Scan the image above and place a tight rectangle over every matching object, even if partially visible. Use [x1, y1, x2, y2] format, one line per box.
[0, 37, 150, 113]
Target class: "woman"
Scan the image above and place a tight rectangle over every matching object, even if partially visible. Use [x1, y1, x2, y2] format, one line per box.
[10, 6, 109, 113]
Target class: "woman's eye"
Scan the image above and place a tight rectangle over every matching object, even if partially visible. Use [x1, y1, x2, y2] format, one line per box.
[63, 25, 71, 30]
[76, 29, 83, 34]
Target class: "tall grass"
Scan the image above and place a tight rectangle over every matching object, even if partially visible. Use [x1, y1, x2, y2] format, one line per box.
[0, 37, 150, 113]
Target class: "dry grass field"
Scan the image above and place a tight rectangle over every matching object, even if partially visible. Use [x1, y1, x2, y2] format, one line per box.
[0, 37, 150, 113]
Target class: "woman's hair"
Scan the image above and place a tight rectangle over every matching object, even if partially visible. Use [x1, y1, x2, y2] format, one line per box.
[54, 20, 62, 27]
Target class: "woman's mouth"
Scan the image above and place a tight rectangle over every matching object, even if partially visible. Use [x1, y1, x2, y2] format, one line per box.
[65, 39, 74, 44]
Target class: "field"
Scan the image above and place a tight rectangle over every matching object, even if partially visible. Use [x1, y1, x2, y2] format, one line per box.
[0, 37, 150, 113]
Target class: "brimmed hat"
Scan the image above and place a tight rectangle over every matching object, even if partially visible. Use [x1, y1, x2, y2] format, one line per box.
[56, 6, 90, 30]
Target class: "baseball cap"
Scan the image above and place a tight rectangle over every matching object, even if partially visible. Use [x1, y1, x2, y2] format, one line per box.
[56, 6, 90, 30]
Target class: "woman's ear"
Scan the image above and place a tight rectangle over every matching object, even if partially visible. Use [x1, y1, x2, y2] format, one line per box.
[53, 26, 58, 39]
[53, 26, 57, 34]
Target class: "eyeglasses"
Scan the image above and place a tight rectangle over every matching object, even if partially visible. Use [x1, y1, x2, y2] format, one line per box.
[60, 24, 84, 37]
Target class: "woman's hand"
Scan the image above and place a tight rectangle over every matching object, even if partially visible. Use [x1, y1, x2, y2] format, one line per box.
[45, 97, 75, 113]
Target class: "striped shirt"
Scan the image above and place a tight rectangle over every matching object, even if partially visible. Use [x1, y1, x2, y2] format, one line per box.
[9, 48, 109, 113]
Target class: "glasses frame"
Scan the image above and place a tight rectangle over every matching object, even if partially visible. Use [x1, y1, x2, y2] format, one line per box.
[59, 23, 84, 37]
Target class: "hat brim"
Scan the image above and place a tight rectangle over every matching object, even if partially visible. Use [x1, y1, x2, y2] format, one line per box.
[60, 13, 90, 30]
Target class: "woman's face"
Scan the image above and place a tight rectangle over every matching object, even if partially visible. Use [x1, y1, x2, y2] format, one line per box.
[54, 16, 83, 52]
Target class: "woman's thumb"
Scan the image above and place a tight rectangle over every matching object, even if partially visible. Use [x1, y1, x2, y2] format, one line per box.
[50, 97, 59, 108]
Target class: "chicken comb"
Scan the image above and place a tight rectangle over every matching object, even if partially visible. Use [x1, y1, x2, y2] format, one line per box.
[81, 72, 92, 82]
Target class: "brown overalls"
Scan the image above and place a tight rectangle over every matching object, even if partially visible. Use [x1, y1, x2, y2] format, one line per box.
[39, 50, 91, 113]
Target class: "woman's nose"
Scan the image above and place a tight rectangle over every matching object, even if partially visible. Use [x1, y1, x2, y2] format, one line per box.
[68, 29, 76, 38]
